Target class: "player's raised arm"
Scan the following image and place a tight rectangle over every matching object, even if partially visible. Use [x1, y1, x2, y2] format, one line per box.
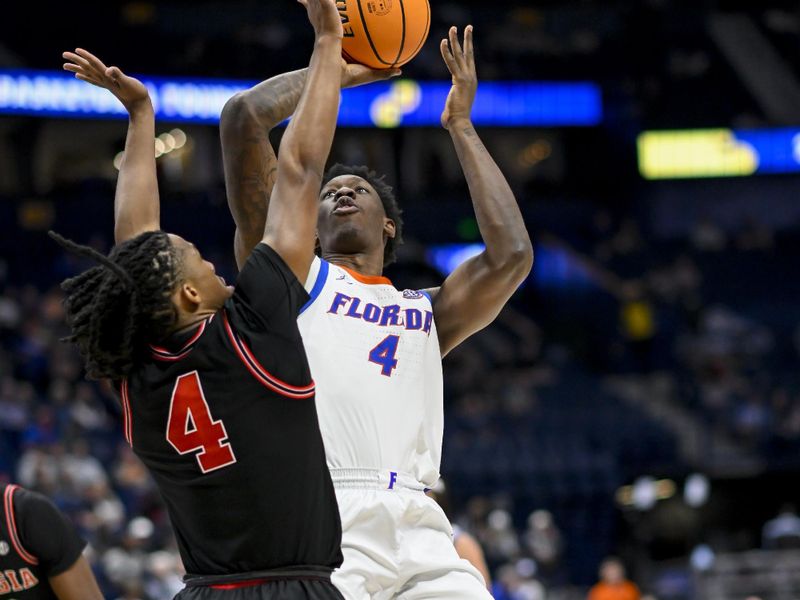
[63, 49, 159, 244]
[259, 0, 345, 281]
[220, 49, 400, 269]
[428, 26, 534, 357]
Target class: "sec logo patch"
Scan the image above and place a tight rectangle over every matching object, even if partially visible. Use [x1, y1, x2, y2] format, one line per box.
[403, 290, 423, 300]
[0, 540, 9, 556]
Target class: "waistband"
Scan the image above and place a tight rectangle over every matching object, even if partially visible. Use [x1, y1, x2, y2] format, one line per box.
[330, 468, 430, 492]
[184, 566, 333, 587]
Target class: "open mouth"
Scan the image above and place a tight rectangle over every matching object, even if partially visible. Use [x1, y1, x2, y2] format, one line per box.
[333, 197, 359, 215]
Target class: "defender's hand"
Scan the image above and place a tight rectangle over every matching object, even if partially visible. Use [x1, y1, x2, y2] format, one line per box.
[63, 49, 150, 113]
[298, 0, 344, 40]
[440, 25, 477, 130]
[341, 61, 402, 89]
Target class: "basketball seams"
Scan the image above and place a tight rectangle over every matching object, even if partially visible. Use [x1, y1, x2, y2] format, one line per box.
[355, 0, 392, 66]
[389, 0, 407, 68]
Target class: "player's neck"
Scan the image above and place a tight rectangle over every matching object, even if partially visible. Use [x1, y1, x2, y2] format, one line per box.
[171, 310, 215, 336]
[323, 251, 385, 278]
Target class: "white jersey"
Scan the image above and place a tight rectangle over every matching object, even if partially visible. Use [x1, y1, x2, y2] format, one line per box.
[298, 257, 443, 487]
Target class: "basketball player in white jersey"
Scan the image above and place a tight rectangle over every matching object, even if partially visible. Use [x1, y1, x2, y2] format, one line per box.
[221, 26, 532, 598]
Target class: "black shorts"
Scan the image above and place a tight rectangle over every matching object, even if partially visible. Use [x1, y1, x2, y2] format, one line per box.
[177, 568, 344, 600]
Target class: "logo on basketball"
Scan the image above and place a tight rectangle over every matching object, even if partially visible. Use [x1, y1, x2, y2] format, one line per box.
[0, 540, 9, 556]
[367, 0, 392, 16]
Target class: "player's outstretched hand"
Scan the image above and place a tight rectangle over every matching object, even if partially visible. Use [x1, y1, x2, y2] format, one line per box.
[298, 0, 344, 40]
[440, 25, 477, 130]
[342, 61, 402, 89]
[63, 49, 150, 114]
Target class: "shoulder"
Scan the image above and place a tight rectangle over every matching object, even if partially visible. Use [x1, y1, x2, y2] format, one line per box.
[8, 485, 56, 519]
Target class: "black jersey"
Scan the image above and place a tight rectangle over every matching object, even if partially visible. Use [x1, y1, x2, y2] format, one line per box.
[123, 243, 342, 580]
[0, 484, 86, 599]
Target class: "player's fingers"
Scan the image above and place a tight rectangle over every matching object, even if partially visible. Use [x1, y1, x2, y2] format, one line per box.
[440, 38, 458, 75]
[448, 26, 465, 69]
[62, 63, 84, 74]
[75, 48, 108, 73]
[63, 51, 93, 72]
[375, 68, 402, 80]
[465, 25, 475, 68]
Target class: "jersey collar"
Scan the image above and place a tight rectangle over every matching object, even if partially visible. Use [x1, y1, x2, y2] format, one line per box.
[338, 264, 393, 286]
[149, 315, 214, 361]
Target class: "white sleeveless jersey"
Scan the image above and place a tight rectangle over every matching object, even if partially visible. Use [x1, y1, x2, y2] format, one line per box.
[298, 257, 443, 487]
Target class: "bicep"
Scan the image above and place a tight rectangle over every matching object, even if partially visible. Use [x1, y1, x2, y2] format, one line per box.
[114, 217, 160, 245]
[261, 170, 319, 285]
[432, 253, 522, 356]
[49, 556, 103, 600]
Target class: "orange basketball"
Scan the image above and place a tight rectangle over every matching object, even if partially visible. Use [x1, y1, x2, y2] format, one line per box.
[338, 0, 431, 69]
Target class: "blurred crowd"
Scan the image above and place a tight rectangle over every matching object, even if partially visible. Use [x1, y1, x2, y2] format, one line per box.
[2, 201, 800, 597]
[2, 193, 800, 599]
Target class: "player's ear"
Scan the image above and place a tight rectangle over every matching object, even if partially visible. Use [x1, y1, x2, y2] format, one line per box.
[176, 281, 202, 310]
[383, 218, 396, 241]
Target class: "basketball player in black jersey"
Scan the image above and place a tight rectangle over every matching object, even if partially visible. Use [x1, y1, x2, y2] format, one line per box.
[0, 484, 102, 600]
[53, 0, 348, 597]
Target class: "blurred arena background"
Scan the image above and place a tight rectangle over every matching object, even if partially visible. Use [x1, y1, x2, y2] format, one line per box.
[2, 1, 800, 598]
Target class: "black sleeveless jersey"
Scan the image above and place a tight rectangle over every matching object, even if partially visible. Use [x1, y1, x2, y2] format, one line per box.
[0, 484, 86, 599]
[123, 244, 342, 579]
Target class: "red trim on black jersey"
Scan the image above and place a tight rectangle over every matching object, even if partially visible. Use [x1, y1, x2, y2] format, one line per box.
[120, 379, 133, 446]
[210, 578, 269, 590]
[149, 316, 213, 361]
[3, 485, 38, 566]
[222, 310, 315, 399]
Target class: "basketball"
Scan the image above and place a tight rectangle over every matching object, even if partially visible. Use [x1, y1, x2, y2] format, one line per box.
[338, 0, 431, 69]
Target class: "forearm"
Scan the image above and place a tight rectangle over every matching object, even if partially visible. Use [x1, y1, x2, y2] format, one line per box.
[448, 119, 532, 266]
[261, 33, 342, 280]
[114, 101, 159, 243]
[220, 70, 308, 265]
[279, 37, 342, 179]
[224, 69, 308, 130]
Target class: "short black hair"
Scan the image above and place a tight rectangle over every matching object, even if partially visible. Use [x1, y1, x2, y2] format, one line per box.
[50, 230, 183, 381]
[323, 164, 404, 267]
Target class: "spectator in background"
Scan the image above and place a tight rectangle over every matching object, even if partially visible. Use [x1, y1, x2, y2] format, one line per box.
[762, 504, 800, 549]
[494, 560, 546, 600]
[523, 509, 563, 574]
[587, 557, 640, 600]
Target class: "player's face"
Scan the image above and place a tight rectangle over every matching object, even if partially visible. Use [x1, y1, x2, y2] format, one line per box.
[169, 235, 234, 310]
[317, 175, 395, 265]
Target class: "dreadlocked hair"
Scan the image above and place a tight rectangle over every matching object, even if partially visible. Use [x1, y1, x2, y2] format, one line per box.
[50, 230, 183, 381]
[323, 164, 404, 267]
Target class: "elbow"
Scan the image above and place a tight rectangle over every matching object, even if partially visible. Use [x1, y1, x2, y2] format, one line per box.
[509, 240, 534, 281]
[483, 240, 533, 287]
[220, 91, 259, 135]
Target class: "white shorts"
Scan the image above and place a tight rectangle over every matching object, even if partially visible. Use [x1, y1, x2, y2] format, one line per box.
[330, 469, 492, 600]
